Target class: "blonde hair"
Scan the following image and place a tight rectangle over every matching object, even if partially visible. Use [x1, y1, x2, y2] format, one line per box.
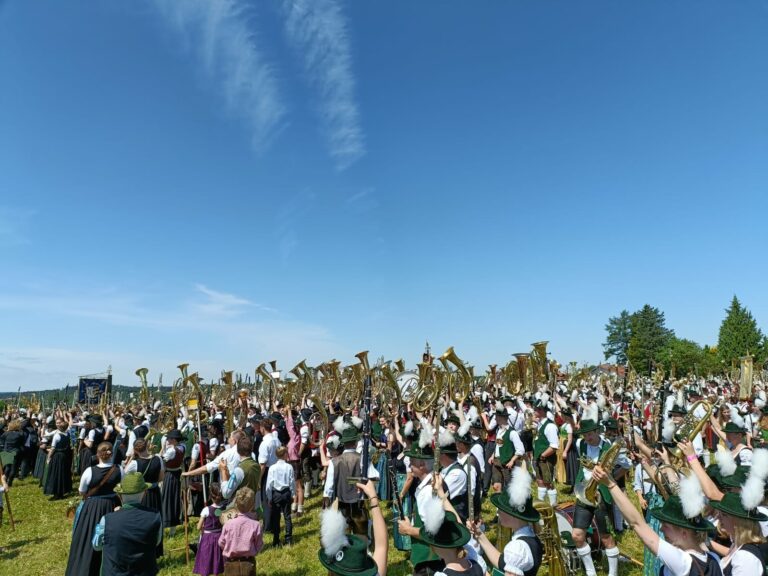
[276, 446, 287, 459]
[730, 516, 763, 547]
[8, 419, 21, 432]
[235, 487, 255, 513]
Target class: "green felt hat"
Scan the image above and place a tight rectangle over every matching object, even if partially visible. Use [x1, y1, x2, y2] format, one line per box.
[705, 463, 726, 488]
[489, 480, 541, 524]
[444, 415, 460, 426]
[576, 419, 601, 435]
[721, 466, 750, 489]
[456, 432, 473, 445]
[723, 422, 746, 434]
[404, 444, 434, 461]
[318, 534, 377, 576]
[419, 512, 470, 549]
[710, 492, 768, 522]
[649, 495, 713, 531]
[668, 405, 688, 416]
[603, 418, 619, 431]
[114, 472, 149, 495]
[500, 396, 516, 404]
[339, 425, 361, 444]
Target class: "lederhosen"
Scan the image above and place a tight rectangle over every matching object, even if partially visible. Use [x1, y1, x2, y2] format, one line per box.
[491, 533, 543, 576]
[572, 438, 612, 533]
[533, 419, 557, 485]
[441, 460, 468, 523]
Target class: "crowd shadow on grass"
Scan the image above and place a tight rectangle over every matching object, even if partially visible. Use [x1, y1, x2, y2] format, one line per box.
[0, 536, 46, 560]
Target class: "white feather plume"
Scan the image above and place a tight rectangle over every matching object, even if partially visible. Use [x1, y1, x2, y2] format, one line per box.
[439, 430, 455, 448]
[664, 394, 675, 413]
[449, 400, 457, 410]
[351, 415, 363, 429]
[507, 466, 532, 507]
[751, 448, 768, 481]
[421, 493, 446, 535]
[321, 508, 349, 558]
[728, 405, 745, 430]
[755, 398, 766, 409]
[716, 444, 737, 477]
[585, 404, 599, 422]
[741, 475, 766, 511]
[495, 401, 504, 413]
[466, 406, 478, 424]
[540, 393, 550, 407]
[403, 420, 414, 438]
[596, 395, 606, 410]
[678, 472, 705, 519]
[676, 387, 684, 408]
[458, 420, 471, 438]
[327, 435, 340, 450]
[662, 419, 676, 442]
[333, 417, 349, 434]
[570, 389, 579, 403]
[419, 418, 434, 449]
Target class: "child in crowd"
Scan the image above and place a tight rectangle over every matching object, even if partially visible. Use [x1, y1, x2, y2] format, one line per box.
[265, 445, 296, 547]
[219, 487, 263, 576]
[194, 482, 225, 576]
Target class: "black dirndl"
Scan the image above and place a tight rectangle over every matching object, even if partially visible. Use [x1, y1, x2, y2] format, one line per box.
[45, 436, 73, 498]
[65, 465, 120, 576]
[33, 446, 47, 480]
[137, 455, 164, 556]
[162, 468, 183, 528]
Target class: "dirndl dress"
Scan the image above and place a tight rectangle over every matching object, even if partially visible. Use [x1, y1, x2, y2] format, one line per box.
[33, 445, 47, 480]
[193, 504, 225, 576]
[162, 447, 184, 528]
[65, 465, 120, 576]
[393, 471, 412, 551]
[137, 455, 164, 556]
[374, 448, 390, 501]
[44, 434, 73, 498]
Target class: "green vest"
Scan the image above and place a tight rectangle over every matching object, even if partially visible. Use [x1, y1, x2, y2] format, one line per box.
[236, 457, 261, 497]
[498, 427, 515, 465]
[410, 482, 441, 567]
[533, 419, 554, 460]
[575, 439, 612, 504]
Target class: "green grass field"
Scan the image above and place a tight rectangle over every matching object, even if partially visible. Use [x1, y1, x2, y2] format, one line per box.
[0, 476, 646, 575]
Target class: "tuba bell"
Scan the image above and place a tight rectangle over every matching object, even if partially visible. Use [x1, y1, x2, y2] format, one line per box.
[442, 346, 472, 405]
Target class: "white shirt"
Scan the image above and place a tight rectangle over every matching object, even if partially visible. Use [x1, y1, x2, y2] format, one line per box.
[457, 453, 477, 497]
[633, 465, 656, 495]
[265, 459, 295, 500]
[123, 455, 164, 475]
[721, 546, 764, 576]
[441, 460, 467, 499]
[502, 524, 536, 575]
[657, 539, 712, 576]
[258, 434, 280, 467]
[470, 442, 486, 474]
[206, 443, 240, 474]
[539, 420, 559, 450]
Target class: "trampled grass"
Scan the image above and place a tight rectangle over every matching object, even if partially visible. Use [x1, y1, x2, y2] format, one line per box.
[0, 476, 646, 575]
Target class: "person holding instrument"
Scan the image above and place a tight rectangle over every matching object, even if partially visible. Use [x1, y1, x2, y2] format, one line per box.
[591, 463, 722, 576]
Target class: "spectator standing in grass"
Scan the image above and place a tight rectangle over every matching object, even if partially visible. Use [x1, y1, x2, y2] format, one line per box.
[219, 487, 263, 576]
[265, 445, 295, 547]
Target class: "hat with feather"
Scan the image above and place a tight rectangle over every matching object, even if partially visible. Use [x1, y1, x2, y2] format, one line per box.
[650, 474, 713, 531]
[494, 401, 508, 418]
[404, 417, 434, 460]
[438, 429, 458, 456]
[490, 466, 540, 523]
[318, 508, 377, 576]
[713, 448, 768, 521]
[333, 414, 363, 444]
[418, 510, 470, 549]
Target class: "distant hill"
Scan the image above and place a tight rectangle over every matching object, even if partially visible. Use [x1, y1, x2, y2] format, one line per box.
[0, 385, 171, 408]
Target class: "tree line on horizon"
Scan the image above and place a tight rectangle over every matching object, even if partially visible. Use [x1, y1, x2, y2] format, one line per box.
[603, 295, 767, 378]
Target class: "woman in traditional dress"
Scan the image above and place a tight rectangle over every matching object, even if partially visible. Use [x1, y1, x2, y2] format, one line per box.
[591, 463, 722, 576]
[65, 442, 121, 576]
[44, 417, 73, 500]
[558, 408, 578, 490]
[123, 437, 164, 556]
[392, 416, 416, 551]
[161, 429, 185, 535]
[374, 415, 392, 502]
[33, 419, 50, 482]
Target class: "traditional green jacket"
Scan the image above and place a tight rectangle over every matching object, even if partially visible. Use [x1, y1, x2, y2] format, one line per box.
[575, 438, 613, 505]
[498, 426, 515, 465]
[533, 419, 556, 460]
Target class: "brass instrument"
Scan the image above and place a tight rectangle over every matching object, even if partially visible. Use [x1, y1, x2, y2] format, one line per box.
[531, 341, 549, 384]
[379, 363, 403, 413]
[413, 361, 439, 413]
[135, 368, 150, 406]
[397, 370, 420, 405]
[395, 358, 406, 373]
[740, 354, 754, 400]
[514, 353, 531, 394]
[668, 400, 714, 464]
[442, 346, 472, 405]
[653, 463, 681, 500]
[575, 438, 625, 507]
[308, 394, 329, 438]
[221, 370, 235, 434]
[533, 500, 569, 576]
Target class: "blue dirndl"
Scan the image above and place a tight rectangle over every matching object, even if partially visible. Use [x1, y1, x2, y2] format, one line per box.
[392, 472, 412, 551]
[374, 449, 390, 501]
[644, 491, 664, 576]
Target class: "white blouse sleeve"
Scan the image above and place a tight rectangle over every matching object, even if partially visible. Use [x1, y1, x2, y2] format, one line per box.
[730, 548, 764, 576]
[503, 538, 534, 575]
[79, 468, 93, 494]
[657, 539, 693, 576]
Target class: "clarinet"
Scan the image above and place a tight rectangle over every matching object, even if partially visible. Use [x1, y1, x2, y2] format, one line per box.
[361, 372, 373, 483]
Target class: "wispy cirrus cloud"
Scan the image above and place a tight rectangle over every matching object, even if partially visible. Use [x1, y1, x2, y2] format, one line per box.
[151, 0, 285, 150]
[281, 0, 365, 169]
[193, 283, 276, 316]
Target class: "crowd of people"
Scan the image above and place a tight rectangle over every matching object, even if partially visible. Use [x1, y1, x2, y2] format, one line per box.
[1, 371, 768, 576]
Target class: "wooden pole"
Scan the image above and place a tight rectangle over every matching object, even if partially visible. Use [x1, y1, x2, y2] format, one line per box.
[182, 478, 190, 565]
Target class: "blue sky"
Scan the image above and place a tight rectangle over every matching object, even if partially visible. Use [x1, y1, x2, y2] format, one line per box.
[1, 0, 767, 391]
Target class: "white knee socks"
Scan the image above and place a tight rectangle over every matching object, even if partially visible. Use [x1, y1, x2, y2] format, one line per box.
[577, 544, 596, 576]
[606, 546, 620, 576]
[537, 486, 547, 501]
[547, 489, 557, 505]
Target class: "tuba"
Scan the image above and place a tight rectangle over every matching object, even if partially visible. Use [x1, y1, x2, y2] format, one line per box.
[514, 353, 531, 393]
[442, 346, 472, 405]
[575, 438, 625, 507]
[413, 361, 439, 413]
[135, 368, 150, 406]
[533, 500, 569, 576]
[531, 341, 549, 384]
